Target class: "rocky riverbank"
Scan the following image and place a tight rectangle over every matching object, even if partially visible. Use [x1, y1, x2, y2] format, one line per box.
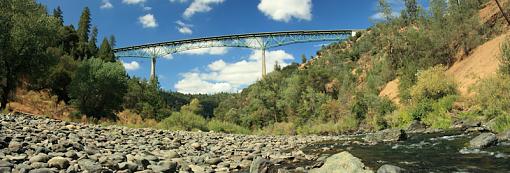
[0, 113, 353, 173]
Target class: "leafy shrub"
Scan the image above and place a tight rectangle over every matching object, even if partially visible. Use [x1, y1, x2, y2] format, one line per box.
[69, 58, 128, 119]
[422, 95, 457, 129]
[207, 119, 250, 134]
[410, 65, 457, 102]
[489, 113, 510, 133]
[499, 37, 510, 75]
[471, 75, 510, 119]
[257, 122, 297, 135]
[297, 116, 358, 135]
[385, 108, 414, 128]
[158, 111, 207, 131]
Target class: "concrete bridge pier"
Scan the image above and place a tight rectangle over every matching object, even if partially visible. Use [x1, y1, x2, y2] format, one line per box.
[261, 48, 266, 78]
[150, 56, 156, 81]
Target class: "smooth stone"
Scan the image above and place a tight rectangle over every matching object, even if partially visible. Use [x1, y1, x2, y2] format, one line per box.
[47, 157, 69, 169]
[28, 168, 58, 173]
[191, 143, 201, 150]
[77, 159, 102, 172]
[118, 162, 138, 172]
[0, 167, 12, 173]
[205, 158, 221, 165]
[250, 157, 276, 173]
[365, 129, 407, 143]
[377, 164, 405, 173]
[309, 152, 373, 173]
[0, 160, 13, 167]
[469, 133, 497, 149]
[29, 153, 50, 163]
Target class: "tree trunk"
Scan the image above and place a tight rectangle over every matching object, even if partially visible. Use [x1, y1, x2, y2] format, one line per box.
[495, 0, 510, 26]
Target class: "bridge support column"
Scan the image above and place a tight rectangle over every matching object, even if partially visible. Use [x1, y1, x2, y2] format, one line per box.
[150, 56, 156, 81]
[261, 48, 266, 78]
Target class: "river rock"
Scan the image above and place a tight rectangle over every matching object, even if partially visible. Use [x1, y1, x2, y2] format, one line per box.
[77, 159, 103, 172]
[28, 168, 58, 173]
[0, 167, 11, 173]
[469, 133, 497, 149]
[406, 120, 427, 133]
[29, 153, 50, 163]
[250, 157, 277, 173]
[309, 151, 373, 173]
[377, 164, 405, 173]
[365, 129, 407, 143]
[47, 156, 69, 169]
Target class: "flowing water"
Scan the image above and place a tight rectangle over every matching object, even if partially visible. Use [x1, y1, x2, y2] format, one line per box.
[302, 131, 510, 172]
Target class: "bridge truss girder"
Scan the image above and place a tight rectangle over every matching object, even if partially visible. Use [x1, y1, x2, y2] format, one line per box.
[113, 30, 360, 79]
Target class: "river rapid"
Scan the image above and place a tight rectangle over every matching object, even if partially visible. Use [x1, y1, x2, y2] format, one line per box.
[300, 130, 510, 172]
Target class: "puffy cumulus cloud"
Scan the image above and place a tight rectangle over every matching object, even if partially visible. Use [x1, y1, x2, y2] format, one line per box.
[183, 0, 225, 18]
[122, 0, 146, 5]
[257, 0, 312, 22]
[174, 72, 238, 94]
[122, 61, 140, 71]
[180, 47, 228, 55]
[139, 14, 158, 28]
[100, 0, 113, 9]
[174, 49, 294, 94]
[176, 20, 193, 34]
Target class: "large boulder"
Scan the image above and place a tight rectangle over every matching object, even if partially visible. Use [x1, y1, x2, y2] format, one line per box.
[309, 152, 373, 173]
[365, 129, 407, 143]
[377, 164, 406, 173]
[469, 133, 497, 149]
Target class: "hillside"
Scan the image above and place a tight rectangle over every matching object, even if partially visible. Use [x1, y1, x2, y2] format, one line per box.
[380, 0, 510, 103]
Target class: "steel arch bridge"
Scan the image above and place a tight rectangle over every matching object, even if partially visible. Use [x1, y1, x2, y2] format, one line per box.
[113, 29, 361, 80]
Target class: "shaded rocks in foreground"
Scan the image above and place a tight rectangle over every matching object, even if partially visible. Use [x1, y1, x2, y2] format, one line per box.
[364, 129, 407, 143]
[469, 132, 497, 149]
[309, 151, 373, 173]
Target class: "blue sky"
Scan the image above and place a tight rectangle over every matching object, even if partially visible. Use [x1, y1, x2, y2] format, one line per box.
[36, 0, 408, 94]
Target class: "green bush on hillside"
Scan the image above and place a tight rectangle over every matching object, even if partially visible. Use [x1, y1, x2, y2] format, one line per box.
[410, 65, 457, 102]
[207, 119, 250, 134]
[471, 75, 510, 119]
[159, 111, 207, 131]
[489, 113, 510, 133]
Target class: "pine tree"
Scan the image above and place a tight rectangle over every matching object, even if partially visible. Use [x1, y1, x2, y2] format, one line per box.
[88, 26, 98, 56]
[53, 6, 64, 26]
[402, 0, 418, 24]
[77, 7, 91, 43]
[98, 38, 115, 62]
[109, 35, 116, 48]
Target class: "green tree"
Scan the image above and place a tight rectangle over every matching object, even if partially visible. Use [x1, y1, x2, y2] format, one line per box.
[53, 6, 64, 26]
[98, 38, 116, 62]
[77, 7, 91, 43]
[0, 0, 59, 109]
[402, 0, 419, 24]
[69, 58, 128, 119]
[88, 26, 98, 56]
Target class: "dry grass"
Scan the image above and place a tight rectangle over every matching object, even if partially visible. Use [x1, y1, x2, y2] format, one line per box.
[8, 88, 75, 121]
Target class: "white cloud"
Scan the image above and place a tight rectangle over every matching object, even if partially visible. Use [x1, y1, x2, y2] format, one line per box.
[176, 20, 193, 34]
[162, 54, 173, 60]
[183, 0, 225, 18]
[180, 47, 228, 55]
[170, 0, 188, 3]
[174, 72, 238, 94]
[174, 49, 294, 94]
[257, 0, 312, 22]
[100, 0, 113, 9]
[139, 14, 158, 28]
[122, 61, 140, 71]
[143, 6, 152, 11]
[122, 0, 146, 5]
